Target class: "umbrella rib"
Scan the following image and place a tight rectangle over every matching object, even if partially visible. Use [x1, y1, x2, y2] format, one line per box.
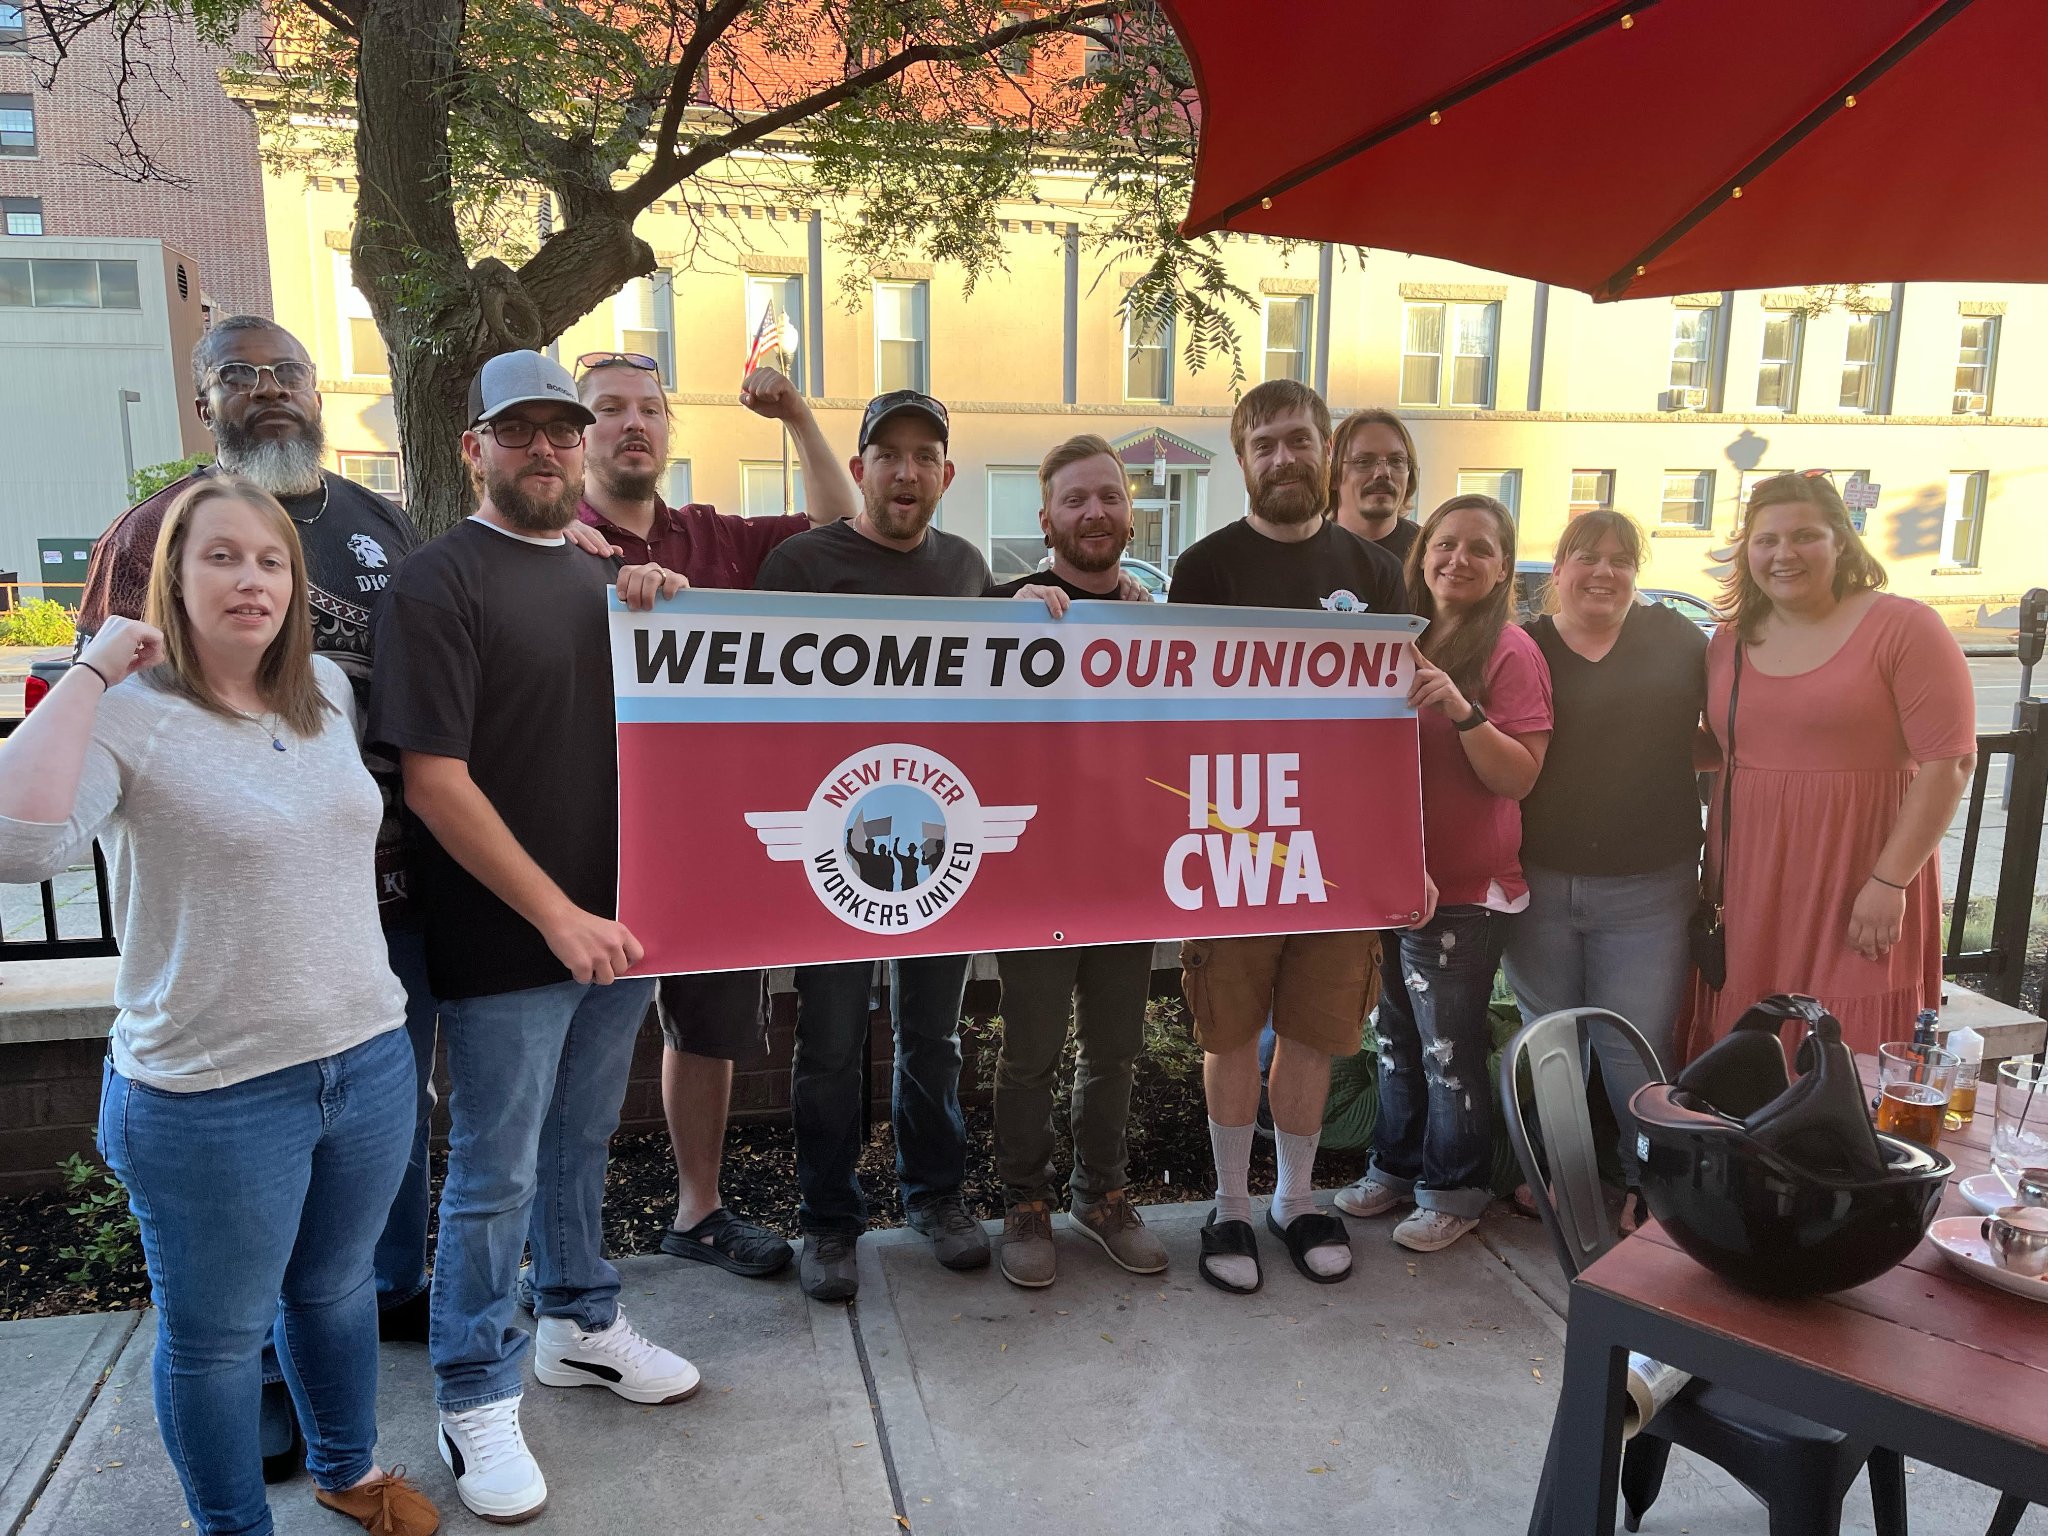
[1598, 0, 1982, 298]
[1189, 0, 1661, 234]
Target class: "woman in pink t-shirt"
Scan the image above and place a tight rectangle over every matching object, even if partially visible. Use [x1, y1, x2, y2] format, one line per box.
[1336, 494, 1553, 1254]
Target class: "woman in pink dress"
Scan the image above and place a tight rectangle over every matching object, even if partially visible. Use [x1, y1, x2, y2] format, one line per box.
[1682, 473, 1976, 1059]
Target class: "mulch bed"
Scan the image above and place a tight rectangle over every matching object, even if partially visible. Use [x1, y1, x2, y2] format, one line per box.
[1, 998, 1373, 1322]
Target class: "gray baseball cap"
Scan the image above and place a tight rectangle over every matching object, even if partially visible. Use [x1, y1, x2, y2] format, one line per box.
[468, 350, 595, 427]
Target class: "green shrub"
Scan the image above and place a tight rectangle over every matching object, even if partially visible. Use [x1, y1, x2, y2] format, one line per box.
[0, 598, 75, 647]
[54, 1152, 138, 1284]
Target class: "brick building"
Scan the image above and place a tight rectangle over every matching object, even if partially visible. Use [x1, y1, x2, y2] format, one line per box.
[0, 8, 270, 317]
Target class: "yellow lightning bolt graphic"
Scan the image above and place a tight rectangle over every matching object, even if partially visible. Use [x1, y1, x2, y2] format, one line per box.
[1145, 778, 1338, 889]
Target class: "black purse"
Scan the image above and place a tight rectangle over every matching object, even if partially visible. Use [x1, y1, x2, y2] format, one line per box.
[1689, 642, 1743, 989]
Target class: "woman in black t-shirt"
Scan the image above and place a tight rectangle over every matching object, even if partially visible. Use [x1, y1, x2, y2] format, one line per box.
[1502, 513, 1706, 1210]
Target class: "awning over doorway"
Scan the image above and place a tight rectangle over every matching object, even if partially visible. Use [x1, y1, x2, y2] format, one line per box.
[1112, 427, 1214, 470]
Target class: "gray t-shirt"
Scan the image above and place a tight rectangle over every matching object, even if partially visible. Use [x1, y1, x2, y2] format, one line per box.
[0, 657, 405, 1091]
[755, 516, 994, 597]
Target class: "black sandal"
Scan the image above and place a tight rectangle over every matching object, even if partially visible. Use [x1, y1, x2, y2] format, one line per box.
[1198, 1209, 1263, 1295]
[661, 1207, 795, 1278]
[1265, 1209, 1353, 1284]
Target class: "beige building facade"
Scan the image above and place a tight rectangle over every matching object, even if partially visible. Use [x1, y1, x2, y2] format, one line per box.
[265, 163, 2048, 625]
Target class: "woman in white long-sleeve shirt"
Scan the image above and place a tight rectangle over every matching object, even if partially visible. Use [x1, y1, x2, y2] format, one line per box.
[0, 477, 438, 1536]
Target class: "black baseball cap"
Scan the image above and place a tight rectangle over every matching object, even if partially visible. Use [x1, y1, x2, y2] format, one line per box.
[858, 389, 949, 452]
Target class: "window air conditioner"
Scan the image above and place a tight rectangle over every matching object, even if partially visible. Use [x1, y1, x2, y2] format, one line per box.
[1955, 391, 1988, 415]
[1661, 387, 1708, 411]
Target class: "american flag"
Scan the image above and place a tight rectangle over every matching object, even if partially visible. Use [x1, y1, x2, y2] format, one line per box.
[744, 297, 778, 375]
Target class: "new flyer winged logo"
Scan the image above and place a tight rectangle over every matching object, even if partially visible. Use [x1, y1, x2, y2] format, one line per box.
[745, 743, 1036, 934]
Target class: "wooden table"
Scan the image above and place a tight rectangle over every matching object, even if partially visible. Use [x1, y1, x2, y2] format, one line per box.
[1544, 1059, 2048, 1534]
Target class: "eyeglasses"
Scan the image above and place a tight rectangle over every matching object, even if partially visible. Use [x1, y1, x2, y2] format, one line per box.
[479, 418, 585, 449]
[208, 360, 316, 393]
[1343, 453, 1412, 476]
[576, 351, 662, 382]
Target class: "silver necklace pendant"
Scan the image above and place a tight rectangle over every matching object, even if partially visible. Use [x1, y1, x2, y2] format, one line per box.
[271, 735, 287, 752]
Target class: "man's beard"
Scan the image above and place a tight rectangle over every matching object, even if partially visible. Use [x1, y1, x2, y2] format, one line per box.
[214, 413, 327, 498]
[1050, 520, 1123, 574]
[592, 443, 660, 502]
[487, 464, 583, 532]
[863, 483, 937, 542]
[1353, 480, 1402, 524]
[1250, 462, 1329, 526]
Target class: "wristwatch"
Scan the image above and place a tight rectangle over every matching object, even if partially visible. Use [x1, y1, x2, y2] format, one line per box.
[1455, 702, 1489, 733]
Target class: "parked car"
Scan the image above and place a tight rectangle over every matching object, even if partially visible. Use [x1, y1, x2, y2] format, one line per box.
[1511, 561, 1717, 633]
[1640, 588, 1720, 634]
[22, 654, 70, 714]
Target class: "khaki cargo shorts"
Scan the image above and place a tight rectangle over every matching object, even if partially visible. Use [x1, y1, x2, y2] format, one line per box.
[1179, 930, 1382, 1058]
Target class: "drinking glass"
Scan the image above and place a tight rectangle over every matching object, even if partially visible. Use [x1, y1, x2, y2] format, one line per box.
[1876, 1042, 1957, 1147]
[1992, 1057, 2048, 1179]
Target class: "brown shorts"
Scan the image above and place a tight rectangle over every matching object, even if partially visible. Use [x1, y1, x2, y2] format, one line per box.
[1179, 930, 1382, 1058]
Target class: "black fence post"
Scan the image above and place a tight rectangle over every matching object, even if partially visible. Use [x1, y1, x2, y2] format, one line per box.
[1990, 694, 2047, 1007]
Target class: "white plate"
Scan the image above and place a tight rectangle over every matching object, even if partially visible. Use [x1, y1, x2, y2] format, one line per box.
[1927, 1216, 2048, 1304]
[1960, 1172, 2017, 1216]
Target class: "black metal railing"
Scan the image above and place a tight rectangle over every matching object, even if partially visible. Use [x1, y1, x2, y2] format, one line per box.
[0, 715, 120, 961]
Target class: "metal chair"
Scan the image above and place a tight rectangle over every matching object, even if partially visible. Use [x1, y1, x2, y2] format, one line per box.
[1503, 1006, 1908, 1536]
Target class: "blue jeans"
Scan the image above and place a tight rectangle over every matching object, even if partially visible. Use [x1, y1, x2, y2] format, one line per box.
[1502, 860, 1698, 1179]
[99, 1029, 415, 1536]
[429, 977, 654, 1412]
[1370, 905, 1511, 1219]
[373, 918, 439, 1308]
[791, 955, 970, 1233]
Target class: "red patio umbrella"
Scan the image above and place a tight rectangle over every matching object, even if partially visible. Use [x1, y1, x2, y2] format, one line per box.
[1165, 0, 2048, 300]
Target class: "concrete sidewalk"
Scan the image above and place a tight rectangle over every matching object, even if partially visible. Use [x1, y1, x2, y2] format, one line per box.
[3, 1202, 2030, 1535]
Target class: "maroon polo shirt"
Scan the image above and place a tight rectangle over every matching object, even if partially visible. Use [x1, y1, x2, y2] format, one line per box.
[577, 498, 811, 589]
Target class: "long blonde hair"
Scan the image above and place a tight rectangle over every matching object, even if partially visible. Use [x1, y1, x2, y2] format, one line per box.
[143, 476, 333, 737]
[1717, 473, 1886, 640]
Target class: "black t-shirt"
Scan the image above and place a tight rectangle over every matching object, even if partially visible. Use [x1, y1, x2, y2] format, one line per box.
[1168, 517, 1406, 614]
[367, 519, 621, 999]
[988, 569, 1123, 601]
[1520, 603, 1708, 876]
[1371, 515, 1419, 566]
[755, 517, 994, 597]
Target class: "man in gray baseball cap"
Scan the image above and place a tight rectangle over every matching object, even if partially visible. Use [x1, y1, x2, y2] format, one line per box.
[369, 349, 698, 1522]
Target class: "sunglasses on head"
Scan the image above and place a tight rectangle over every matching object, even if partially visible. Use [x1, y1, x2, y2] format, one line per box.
[576, 352, 663, 382]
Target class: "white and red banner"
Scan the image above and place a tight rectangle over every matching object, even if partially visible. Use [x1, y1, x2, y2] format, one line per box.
[611, 591, 1428, 973]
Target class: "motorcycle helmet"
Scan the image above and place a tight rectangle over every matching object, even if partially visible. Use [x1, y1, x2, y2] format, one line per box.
[1631, 995, 1952, 1298]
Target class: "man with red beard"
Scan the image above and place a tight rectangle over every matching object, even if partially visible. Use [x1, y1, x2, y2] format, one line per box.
[985, 435, 1170, 1288]
[1168, 380, 1415, 1296]
[370, 351, 698, 1523]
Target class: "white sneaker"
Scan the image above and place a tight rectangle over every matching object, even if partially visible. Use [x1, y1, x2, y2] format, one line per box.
[1392, 1207, 1479, 1253]
[438, 1396, 547, 1524]
[532, 1308, 701, 1405]
[1334, 1176, 1408, 1219]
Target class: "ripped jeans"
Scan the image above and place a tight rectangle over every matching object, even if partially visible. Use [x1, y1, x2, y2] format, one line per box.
[1369, 905, 1511, 1220]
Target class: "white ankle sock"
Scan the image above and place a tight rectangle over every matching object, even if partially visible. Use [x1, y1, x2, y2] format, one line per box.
[1274, 1128, 1349, 1277]
[1272, 1128, 1321, 1227]
[1205, 1118, 1259, 1290]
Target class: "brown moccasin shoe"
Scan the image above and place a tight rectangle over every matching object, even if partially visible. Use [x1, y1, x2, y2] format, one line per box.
[314, 1467, 441, 1536]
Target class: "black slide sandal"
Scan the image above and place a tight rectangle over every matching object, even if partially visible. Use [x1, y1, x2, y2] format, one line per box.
[1266, 1209, 1352, 1284]
[1198, 1209, 1263, 1295]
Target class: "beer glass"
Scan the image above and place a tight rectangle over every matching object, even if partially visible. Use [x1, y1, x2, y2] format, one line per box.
[1876, 1042, 1957, 1147]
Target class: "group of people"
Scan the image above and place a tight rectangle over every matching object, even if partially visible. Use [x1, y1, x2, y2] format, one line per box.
[0, 313, 1976, 1536]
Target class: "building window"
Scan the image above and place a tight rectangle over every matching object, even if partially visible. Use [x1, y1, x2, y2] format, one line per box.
[1954, 316, 1998, 416]
[874, 279, 929, 395]
[987, 467, 1044, 582]
[1734, 467, 1792, 515]
[1941, 471, 1988, 567]
[0, 257, 140, 308]
[339, 453, 403, 500]
[743, 273, 802, 383]
[1455, 469, 1520, 518]
[667, 460, 693, 507]
[1664, 306, 1718, 408]
[1082, 32, 1114, 74]
[1756, 310, 1803, 411]
[0, 93, 32, 156]
[0, 4, 24, 47]
[1124, 308, 1173, 404]
[1568, 470, 1614, 516]
[615, 273, 674, 386]
[2, 195, 40, 235]
[1839, 311, 1887, 412]
[1402, 300, 1497, 408]
[741, 461, 805, 519]
[334, 254, 387, 376]
[997, 11, 1032, 72]
[1261, 295, 1311, 384]
[1660, 470, 1715, 529]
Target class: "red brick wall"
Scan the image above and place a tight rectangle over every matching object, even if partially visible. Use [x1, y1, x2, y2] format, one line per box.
[0, 17, 272, 317]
